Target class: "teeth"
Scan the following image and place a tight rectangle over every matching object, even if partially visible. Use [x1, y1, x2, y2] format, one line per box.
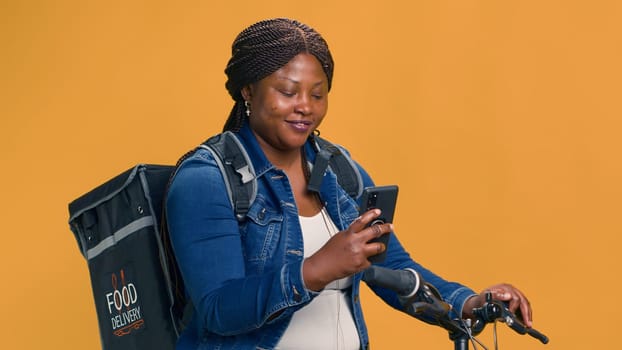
[287, 121, 310, 127]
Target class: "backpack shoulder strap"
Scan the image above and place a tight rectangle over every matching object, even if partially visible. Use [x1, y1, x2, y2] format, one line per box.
[200, 131, 257, 221]
[309, 136, 363, 199]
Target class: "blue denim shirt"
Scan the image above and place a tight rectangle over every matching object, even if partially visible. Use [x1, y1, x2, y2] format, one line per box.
[166, 123, 476, 350]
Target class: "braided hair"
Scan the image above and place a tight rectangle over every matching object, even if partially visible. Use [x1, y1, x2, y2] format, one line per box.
[223, 18, 334, 132]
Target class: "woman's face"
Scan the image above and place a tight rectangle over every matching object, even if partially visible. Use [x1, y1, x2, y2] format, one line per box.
[242, 53, 329, 155]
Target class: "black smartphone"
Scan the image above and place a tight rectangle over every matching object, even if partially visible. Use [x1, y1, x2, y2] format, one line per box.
[359, 185, 399, 263]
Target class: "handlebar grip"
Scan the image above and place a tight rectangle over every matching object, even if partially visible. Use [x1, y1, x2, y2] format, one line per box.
[527, 327, 549, 344]
[505, 309, 549, 344]
[362, 266, 420, 297]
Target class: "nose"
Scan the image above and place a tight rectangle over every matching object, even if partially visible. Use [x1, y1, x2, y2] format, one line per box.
[294, 93, 312, 116]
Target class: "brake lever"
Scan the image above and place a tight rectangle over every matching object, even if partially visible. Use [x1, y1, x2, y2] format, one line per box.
[472, 292, 549, 344]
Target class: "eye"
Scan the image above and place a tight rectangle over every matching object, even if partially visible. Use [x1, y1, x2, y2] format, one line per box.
[278, 89, 295, 97]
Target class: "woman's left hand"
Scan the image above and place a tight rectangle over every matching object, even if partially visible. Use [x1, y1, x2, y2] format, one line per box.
[462, 283, 533, 327]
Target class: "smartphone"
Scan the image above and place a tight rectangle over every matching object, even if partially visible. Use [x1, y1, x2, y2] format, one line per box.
[359, 185, 399, 263]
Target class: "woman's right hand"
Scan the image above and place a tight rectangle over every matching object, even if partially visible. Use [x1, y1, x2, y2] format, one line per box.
[302, 209, 393, 291]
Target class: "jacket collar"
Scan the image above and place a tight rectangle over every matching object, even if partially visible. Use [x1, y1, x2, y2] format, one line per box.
[235, 121, 319, 178]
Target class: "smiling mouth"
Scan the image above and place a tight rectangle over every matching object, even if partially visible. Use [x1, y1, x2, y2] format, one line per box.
[285, 120, 313, 132]
[286, 120, 312, 125]
[286, 120, 312, 127]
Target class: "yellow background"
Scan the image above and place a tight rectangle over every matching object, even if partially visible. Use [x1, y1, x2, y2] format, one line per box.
[2, 1, 620, 349]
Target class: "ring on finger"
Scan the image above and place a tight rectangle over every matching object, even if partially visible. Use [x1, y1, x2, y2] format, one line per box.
[373, 225, 382, 235]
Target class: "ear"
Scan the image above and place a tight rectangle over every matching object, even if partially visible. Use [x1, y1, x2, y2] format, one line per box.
[241, 85, 253, 102]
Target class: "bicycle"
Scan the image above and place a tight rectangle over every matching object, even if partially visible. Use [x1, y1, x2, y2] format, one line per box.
[363, 266, 549, 350]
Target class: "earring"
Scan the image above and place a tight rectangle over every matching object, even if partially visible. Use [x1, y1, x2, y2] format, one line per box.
[244, 100, 251, 117]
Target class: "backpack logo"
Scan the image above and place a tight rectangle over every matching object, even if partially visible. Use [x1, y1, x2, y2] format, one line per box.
[105, 269, 145, 337]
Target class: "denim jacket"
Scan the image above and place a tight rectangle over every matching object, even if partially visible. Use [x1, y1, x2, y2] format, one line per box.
[166, 122, 476, 350]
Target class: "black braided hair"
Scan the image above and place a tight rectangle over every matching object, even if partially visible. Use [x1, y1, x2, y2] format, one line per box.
[223, 18, 334, 132]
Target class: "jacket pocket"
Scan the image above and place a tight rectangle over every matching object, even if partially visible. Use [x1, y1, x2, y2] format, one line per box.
[241, 197, 284, 270]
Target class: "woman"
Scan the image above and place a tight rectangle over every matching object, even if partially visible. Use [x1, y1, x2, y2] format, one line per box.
[166, 18, 532, 350]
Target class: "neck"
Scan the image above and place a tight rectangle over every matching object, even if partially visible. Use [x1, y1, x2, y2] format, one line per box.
[255, 137, 306, 171]
[267, 149, 302, 171]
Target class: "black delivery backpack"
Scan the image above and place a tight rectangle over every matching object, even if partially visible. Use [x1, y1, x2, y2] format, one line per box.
[68, 164, 178, 350]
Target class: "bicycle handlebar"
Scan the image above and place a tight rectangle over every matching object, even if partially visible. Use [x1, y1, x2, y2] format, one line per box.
[362, 266, 549, 345]
[362, 266, 420, 297]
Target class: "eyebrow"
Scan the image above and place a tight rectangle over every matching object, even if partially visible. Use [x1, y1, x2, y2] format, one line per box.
[276, 76, 324, 87]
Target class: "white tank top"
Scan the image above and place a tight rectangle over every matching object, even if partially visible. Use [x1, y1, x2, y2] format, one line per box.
[275, 208, 361, 350]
